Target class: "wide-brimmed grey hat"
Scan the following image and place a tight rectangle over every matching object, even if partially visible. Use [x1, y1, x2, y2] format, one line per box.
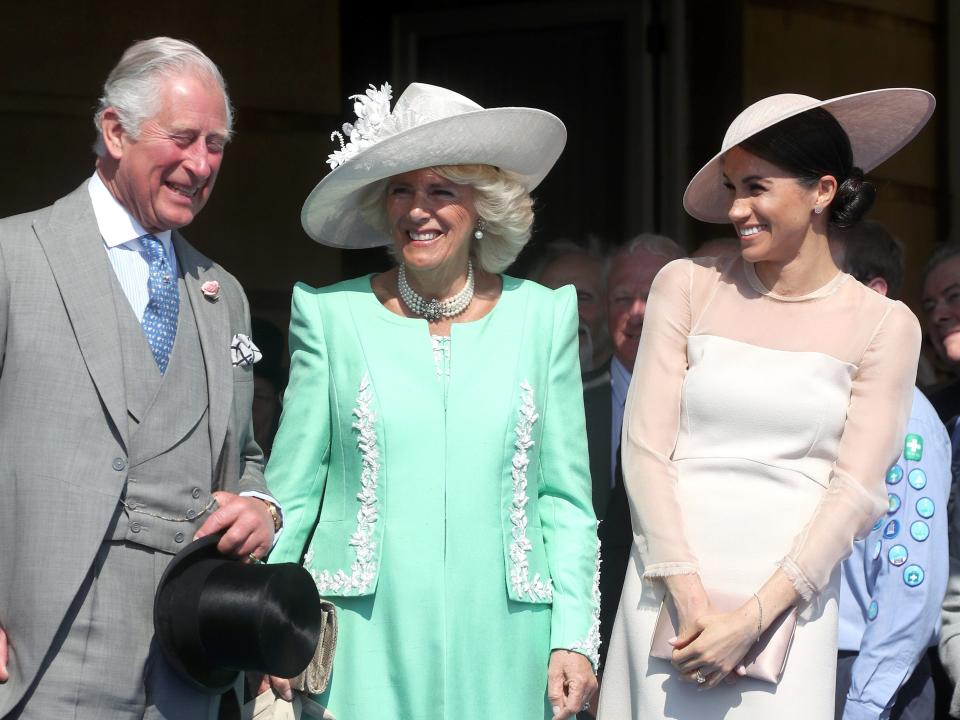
[301, 82, 567, 248]
[683, 88, 935, 223]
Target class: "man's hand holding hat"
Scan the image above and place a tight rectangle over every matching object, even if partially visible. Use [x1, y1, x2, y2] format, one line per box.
[194, 491, 276, 560]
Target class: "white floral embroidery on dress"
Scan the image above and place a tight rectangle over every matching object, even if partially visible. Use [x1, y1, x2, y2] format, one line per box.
[509, 381, 554, 602]
[431, 335, 451, 378]
[305, 373, 380, 595]
[570, 530, 602, 671]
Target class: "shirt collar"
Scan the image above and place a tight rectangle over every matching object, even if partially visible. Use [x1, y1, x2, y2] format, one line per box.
[611, 356, 632, 402]
[88, 171, 173, 250]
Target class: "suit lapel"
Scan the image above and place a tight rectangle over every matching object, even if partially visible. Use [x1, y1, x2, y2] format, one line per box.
[33, 183, 128, 449]
[173, 233, 231, 474]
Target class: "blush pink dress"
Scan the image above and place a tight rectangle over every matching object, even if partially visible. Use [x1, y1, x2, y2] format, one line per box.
[598, 256, 920, 720]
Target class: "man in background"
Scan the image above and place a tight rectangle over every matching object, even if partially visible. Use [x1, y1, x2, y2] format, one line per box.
[596, 234, 685, 666]
[533, 238, 613, 519]
[832, 221, 950, 720]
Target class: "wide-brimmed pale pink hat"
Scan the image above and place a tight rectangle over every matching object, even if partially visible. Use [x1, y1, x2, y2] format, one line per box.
[683, 88, 935, 223]
[301, 82, 567, 248]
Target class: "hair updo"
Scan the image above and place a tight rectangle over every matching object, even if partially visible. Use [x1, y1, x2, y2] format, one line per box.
[739, 107, 875, 228]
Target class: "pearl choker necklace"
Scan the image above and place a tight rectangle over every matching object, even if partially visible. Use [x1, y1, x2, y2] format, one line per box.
[398, 261, 475, 322]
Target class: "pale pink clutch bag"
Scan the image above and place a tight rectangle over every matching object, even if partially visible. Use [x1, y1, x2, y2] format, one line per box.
[649, 590, 798, 684]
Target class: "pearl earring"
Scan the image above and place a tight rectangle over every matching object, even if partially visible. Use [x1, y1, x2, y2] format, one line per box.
[474, 219, 486, 240]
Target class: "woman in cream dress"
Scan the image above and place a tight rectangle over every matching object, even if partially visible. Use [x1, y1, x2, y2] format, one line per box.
[598, 89, 935, 719]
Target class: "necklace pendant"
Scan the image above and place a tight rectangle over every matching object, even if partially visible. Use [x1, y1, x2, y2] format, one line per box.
[425, 298, 443, 323]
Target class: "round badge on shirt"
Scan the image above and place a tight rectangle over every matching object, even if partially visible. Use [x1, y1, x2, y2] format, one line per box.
[916, 498, 935, 519]
[908, 468, 927, 490]
[888, 494, 901, 514]
[903, 564, 925, 587]
[910, 521, 930, 542]
[888, 545, 908, 567]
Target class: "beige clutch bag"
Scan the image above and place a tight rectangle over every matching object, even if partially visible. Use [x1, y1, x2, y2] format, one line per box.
[289, 598, 338, 695]
[649, 590, 798, 684]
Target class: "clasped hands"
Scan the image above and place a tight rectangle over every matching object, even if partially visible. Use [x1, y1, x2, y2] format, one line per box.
[664, 577, 758, 691]
[670, 604, 757, 690]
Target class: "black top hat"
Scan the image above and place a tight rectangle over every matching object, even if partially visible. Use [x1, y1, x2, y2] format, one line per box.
[154, 534, 323, 695]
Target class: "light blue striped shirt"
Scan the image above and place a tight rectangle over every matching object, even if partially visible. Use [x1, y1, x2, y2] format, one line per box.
[87, 172, 177, 320]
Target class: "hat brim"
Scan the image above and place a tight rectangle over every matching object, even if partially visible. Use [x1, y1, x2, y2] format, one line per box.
[683, 88, 935, 224]
[301, 107, 566, 248]
[154, 534, 241, 695]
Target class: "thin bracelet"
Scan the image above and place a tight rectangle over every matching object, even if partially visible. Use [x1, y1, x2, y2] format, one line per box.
[752, 592, 763, 643]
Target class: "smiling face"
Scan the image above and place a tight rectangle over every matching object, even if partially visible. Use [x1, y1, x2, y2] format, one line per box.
[607, 249, 671, 370]
[721, 146, 824, 264]
[99, 72, 229, 233]
[923, 254, 960, 367]
[385, 168, 477, 273]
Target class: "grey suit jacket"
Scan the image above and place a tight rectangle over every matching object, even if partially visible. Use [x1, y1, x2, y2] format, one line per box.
[0, 182, 266, 715]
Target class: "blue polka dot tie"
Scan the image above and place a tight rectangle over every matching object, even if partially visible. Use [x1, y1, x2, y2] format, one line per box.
[140, 234, 179, 373]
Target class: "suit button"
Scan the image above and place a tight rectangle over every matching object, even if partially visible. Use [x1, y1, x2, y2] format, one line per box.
[174, 532, 185, 543]
[192, 488, 201, 499]
[186, 509, 197, 520]
[112, 458, 126, 471]
[129, 521, 141, 533]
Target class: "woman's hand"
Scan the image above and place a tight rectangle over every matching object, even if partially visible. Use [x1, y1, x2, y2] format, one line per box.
[670, 603, 757, 689]
[546, 649, 597, 719]
[662, 573, 710, 644]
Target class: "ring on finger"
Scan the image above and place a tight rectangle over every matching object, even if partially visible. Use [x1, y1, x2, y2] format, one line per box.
[695, 670, 706, 685]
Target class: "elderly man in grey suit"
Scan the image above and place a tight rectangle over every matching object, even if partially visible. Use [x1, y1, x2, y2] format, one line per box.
[0, 37, 280, 719]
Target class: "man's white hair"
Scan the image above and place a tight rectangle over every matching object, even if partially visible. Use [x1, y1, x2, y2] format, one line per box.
[604, 233, 685, 282]
[92, 36, 233, 157]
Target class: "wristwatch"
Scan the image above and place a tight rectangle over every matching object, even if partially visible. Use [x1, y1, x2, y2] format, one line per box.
[262, 500, 282, 533]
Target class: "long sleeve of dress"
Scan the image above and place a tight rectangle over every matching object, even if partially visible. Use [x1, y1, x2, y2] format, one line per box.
[620, 259, 699, 578]
[265, 283, 332, 565]
[779, 302, 920, 599]
[537, 287, 602, 669]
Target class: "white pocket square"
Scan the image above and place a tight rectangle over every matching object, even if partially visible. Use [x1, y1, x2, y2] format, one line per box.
[231, 333, 262, 367]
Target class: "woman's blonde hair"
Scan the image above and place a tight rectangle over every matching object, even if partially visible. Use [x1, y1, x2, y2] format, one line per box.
[358, 164, 535, 273]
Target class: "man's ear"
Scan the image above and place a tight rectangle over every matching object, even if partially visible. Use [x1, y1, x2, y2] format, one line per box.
[100, 108, 126, 160]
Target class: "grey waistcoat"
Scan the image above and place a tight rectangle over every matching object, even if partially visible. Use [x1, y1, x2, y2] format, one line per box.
[108, 273, 216, 554]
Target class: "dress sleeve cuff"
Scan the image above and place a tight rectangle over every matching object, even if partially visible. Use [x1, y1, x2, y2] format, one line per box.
[641, 562, 699, 579]
[777, 557, 817, 602]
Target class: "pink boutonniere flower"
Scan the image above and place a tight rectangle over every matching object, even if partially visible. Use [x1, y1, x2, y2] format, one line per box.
[201, 280, 221, 301]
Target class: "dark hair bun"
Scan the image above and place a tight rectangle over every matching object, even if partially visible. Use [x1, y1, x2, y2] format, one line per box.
[830, 167, 876, 229]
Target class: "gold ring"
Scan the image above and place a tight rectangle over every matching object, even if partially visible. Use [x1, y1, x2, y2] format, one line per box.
[695, 670, 706, 684]
[248, 553, 262, 564]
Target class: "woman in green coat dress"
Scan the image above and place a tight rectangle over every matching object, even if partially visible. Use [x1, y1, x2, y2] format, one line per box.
[264, 81, 600, 720]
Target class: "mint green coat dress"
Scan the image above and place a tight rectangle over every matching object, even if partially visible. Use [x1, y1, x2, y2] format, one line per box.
[266, 275, 600, 720]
